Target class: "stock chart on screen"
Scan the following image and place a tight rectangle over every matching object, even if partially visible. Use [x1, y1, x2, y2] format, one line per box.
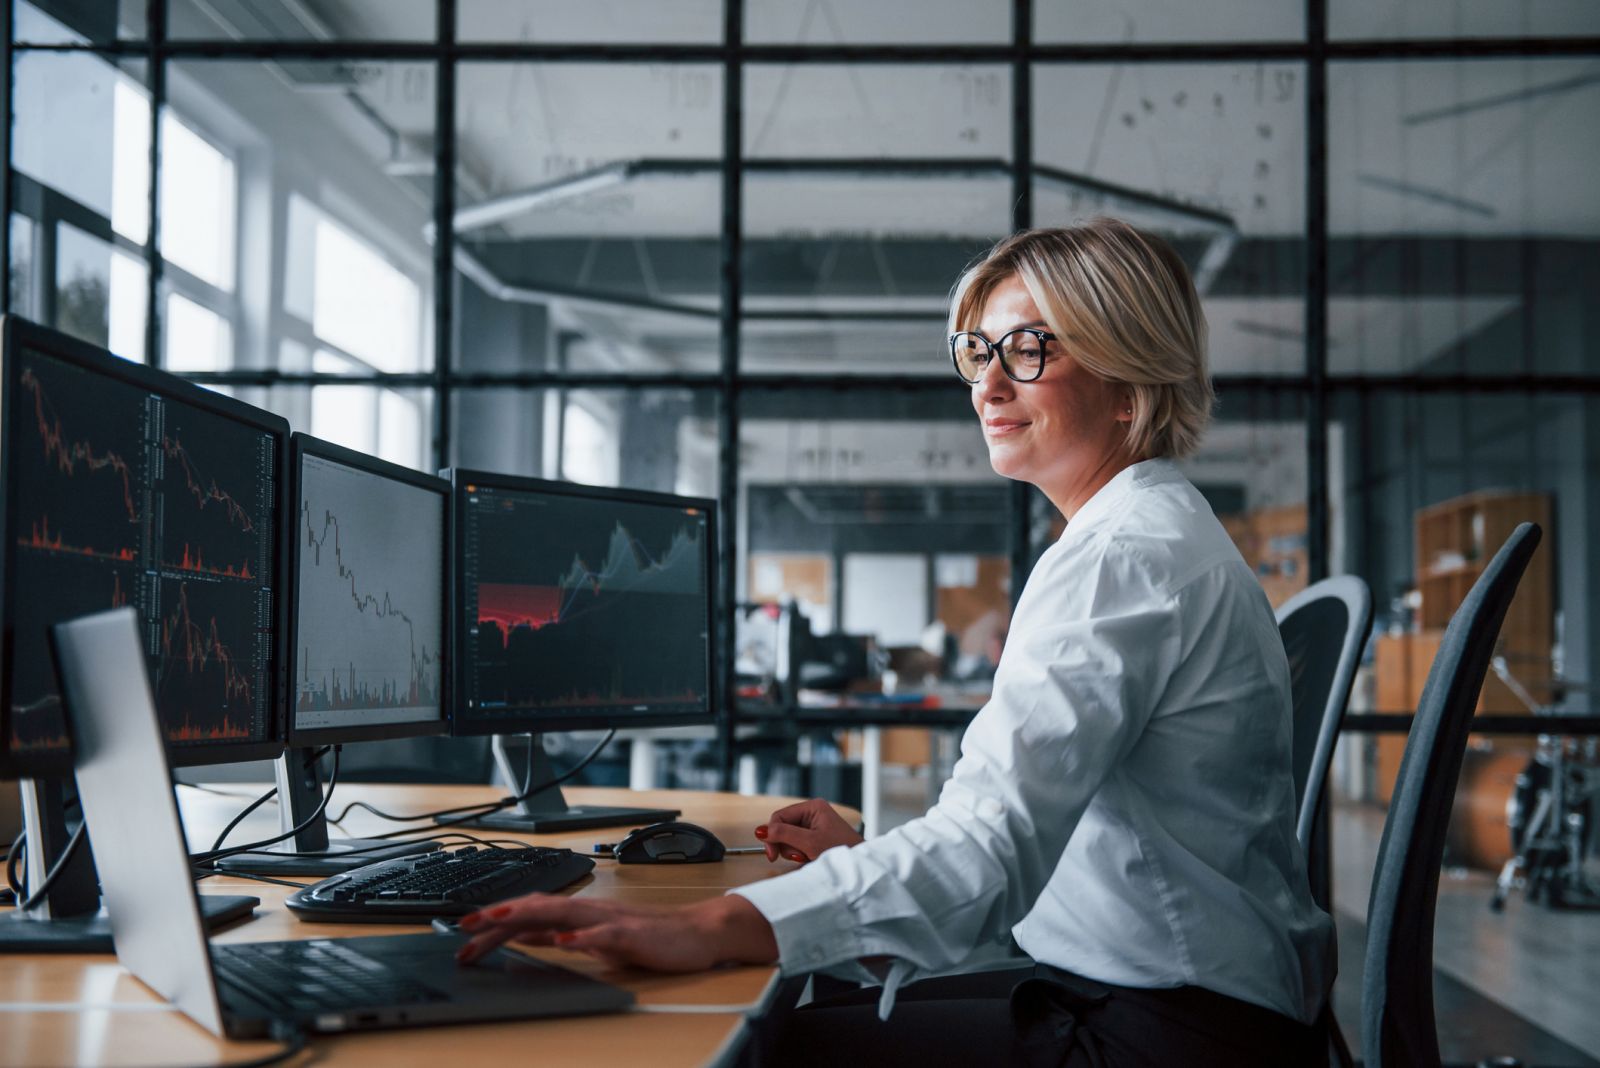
[461, 482, 710, 722]
[6, 345, 276, 758]
[294, 452, 444, 733]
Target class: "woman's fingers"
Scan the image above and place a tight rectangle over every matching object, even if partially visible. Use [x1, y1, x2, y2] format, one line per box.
[757, 821, 823, 862]
[767, 798, 829, 827]
[455, 895, 645, 963]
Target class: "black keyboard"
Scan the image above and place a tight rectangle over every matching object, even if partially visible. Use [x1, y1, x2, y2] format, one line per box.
[285, 846, 595, 923]
[213, 940, 447, 1014]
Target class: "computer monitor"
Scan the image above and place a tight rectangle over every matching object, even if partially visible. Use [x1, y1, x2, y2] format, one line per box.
[0, 316, 286, 948]
[215, 434, 450, 875]
[446, 469, 716, 832]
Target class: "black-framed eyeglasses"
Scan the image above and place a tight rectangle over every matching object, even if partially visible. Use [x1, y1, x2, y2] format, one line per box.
[948, 329, 1057, 384]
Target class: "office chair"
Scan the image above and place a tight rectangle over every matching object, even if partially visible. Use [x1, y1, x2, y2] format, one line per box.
[1277, 576, 1372, 1068]
[1277, 576, 1375, 855]
[1363, 523, 1541, 1068]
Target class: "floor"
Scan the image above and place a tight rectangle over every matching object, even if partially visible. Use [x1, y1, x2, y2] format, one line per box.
[876, 767, 1600, 1067]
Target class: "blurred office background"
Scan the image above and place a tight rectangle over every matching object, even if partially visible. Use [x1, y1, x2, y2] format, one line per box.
[6, 1, 1599, 1061]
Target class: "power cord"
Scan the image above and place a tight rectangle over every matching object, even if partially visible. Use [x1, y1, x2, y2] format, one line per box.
[212, 1020, 305, 1068]
[190, 746, 343, 869]
[5, 829, 26, 898]
[11, 823, 87, 912]
[207, 747, 332, 854]
[194, 832, 540, 889]
[324, 730, 617, 834]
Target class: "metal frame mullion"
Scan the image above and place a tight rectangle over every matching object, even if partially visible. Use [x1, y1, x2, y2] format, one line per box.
[433, 0, 456, 469]
[1303, 0, 1336, 928]
[715, 0, 744, 790]
[144, 0, 165, 369]
[1306, 0, 1329, 586]
[14, 37, 1600, 63]
[1008, 0, 1033, 610]
[1, 0, 12, 316]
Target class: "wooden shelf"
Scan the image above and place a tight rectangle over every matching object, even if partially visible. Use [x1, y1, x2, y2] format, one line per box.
[1374, 490, 1555, 835]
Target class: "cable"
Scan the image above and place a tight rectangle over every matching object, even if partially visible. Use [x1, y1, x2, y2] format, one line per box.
[177, 781, 271, 800]
[210, 1021, 305, 1068]
[208, 746, 334, 854]
[189, 746, 342, 868]
[325, 731, 618, 832]
[193, 868, 306, 889]
[14, 823, 87, 912]
[209, 785, 279, 854]
[369, 730, 619, 839]
[6, 829, 26, 897]
[192, 832, 541, 887]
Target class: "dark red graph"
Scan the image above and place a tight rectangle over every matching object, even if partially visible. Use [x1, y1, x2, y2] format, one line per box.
[20, 515, 138, 562]
[18, 368, 140, 560]
[169, 543, 254, 579]
[162, 434, 255, 534]
[157, 582, 255, 739]
[477, 582, 563, 640]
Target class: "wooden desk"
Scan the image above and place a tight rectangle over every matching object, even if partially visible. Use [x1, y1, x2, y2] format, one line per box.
[1, 785, 857, 1068]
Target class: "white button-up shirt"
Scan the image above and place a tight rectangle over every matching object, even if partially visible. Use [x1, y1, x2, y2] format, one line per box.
[733, 459, 1335, 1024]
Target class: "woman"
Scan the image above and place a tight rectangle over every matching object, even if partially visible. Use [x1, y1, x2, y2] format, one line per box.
[456, 219, 1334, 1065]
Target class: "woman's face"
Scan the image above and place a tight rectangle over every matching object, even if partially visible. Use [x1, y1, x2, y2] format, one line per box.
[969, 275, 1131, 510]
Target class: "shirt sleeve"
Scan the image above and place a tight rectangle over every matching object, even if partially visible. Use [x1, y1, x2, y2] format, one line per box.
[731, 535, 1186, 1015]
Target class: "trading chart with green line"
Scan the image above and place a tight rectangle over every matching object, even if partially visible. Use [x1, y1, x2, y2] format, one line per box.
[461, 483, 711, 722]
[6, 346, 276, 756]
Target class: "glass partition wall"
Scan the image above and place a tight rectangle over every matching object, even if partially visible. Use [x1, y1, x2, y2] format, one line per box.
[8, 5, 1599, 1002]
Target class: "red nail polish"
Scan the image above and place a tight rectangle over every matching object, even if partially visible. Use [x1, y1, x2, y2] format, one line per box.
[785, 851, 806, 862]
[487, 905, 512, 920]
[754, 826, 768, 839]
[554, 931, 577, 945]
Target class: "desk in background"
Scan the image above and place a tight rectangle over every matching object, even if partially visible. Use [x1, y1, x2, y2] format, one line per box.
[1, 785, 858, 1068]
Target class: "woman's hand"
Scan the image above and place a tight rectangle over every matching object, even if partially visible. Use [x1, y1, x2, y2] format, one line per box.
[755, 798, 864, 864]
[455, 894, 778, 971]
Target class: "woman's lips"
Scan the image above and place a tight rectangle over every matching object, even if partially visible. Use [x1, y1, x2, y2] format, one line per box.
[985, 419, 1031, 437]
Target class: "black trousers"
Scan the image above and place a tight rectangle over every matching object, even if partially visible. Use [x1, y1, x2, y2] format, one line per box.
[770, 965, 1328, 1067]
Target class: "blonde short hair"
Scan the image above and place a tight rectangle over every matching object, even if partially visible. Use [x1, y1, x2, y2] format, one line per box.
[949, 218, 1213, 460]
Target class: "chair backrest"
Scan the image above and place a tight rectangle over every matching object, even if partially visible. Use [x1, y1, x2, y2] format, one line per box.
[1362, 523, 1541, 1068]
[1276, 575, 1374, 849]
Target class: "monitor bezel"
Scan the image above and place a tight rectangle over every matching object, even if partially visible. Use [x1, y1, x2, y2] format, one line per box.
[287, 433, 451, 748]
[444, 468, 719, 736]
[0, 316, 290, 778]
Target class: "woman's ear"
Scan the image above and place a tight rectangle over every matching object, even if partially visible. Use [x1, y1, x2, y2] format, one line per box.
[1115, 393, 1135, 424]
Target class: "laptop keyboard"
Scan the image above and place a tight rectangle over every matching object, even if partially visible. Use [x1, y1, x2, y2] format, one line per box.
[212, 940, 448, 1014]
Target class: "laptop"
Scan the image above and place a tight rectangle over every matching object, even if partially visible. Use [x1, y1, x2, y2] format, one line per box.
[50, 606, 633, 1039]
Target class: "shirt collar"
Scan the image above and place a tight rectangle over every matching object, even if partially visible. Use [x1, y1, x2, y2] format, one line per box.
[1060, 457, 1182, 537]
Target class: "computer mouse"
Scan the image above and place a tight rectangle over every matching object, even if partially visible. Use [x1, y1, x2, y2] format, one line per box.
[612, 820, 726, 864]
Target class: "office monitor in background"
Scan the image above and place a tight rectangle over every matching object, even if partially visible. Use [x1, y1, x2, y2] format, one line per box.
[215, 434, 450, 876]
[447, 470, 717, 832]
[0, 316, 287, 950]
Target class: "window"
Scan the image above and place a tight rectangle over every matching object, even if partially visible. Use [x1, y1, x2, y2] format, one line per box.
[561, 400, 621, 487]
[111, 79, 238, 293]
[311, 214, 423, 374]
[310, 352, 429, 471]
[160, 113, 237, 291]
[165, 292, 231, 372]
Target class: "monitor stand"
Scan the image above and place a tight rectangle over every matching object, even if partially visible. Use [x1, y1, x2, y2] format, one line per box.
[1, 777, 257, 953]
[214, 748, 438, 876]
[440, 733, 678, 834]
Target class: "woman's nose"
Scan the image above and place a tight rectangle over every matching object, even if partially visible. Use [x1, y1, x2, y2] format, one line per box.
[975, 353, 1013, 397]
